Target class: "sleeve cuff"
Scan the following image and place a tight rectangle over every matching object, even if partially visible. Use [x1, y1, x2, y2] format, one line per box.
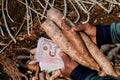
[70, 65, 97, 80]
[96, 24, 112, 48]
[110, 23, 120, 43]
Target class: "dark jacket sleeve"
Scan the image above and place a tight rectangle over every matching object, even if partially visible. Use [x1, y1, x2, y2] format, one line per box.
[96, 23, 120, 48]
[70, 65, 97, 80]
[70, 65, 117, 80]
[96, 24, 112, 48]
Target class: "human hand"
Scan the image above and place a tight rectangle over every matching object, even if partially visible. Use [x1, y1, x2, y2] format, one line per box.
[59, 52, 78, 77]
[72, 23, 96, 44]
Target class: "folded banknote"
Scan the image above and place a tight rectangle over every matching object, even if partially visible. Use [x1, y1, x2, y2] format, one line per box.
[35, 37, 64, 72]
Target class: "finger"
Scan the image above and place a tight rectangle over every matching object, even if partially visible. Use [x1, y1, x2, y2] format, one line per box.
[60, 68, 65, 75]
[72, 24, 86, 31]
[59, 52, 70, 63]
[59, 52, 69, 75]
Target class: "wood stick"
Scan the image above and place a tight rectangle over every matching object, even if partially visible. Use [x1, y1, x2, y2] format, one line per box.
[46, 8, 118, 77]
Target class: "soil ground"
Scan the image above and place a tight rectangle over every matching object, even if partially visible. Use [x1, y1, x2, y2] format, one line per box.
[0, 0, 120, 80]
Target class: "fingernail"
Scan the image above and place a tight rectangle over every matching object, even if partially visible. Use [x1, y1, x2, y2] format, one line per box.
[71, 28, 74, 32]
[72, 27, 77, 30]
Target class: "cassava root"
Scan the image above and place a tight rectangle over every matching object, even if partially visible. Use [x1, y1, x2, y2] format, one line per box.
[81, 32, 118, 77]
[41, 19, 90, 69]
[61, 18, 99, 71]
[46, 8, 118, 77]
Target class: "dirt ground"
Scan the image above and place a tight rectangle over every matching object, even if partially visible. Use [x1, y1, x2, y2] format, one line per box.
[0, 0, 120, 80]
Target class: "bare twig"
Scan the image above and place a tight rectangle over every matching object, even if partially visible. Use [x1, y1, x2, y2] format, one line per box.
[17, 56, 30, 59]
[82, 13, 90, 24]
[75, 0, 88, 14]
[68, 0, 80, 23]
[0, 19, 25, 54]
[0, 40, 13, 54]
[80, 1, 88, 12]
[0, 26, 5, 36]
[81, 0, 94, 4]
[29, 8, 33, 31]
[41, 0, 49, 20]
[2, 0, 16, 43]
[0, 42, 7, 46]
[51, 0, 55, 7]
[44, 0, 53, 8]
[45, 0, 56, 8]
[105, 0, 120, 6]
[17, 0, 47, 19]
[75, 0, 90, 23]
[17, 0, 119, 24]
[37, 0, 45, 9]
[64, 0, 67, 17]
[88, 3, 95, 12]
[6, 0, 14, 22]
[31, 0, 41, 25]
[90, 0, 113, 13]
[25, 0, 30, 35]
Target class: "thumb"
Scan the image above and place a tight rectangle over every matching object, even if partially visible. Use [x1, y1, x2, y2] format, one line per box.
[59, 52, 70, 63]
[59, 52, 79, 77]
[59, 52, 70, 76]
[72, 24, 86, 31]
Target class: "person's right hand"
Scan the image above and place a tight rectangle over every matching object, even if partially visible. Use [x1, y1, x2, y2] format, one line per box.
[59, 52, 78, 77]
[72, 23, 97, 44]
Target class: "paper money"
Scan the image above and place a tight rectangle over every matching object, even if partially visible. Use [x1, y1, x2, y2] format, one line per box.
[35, 37, 64, 72]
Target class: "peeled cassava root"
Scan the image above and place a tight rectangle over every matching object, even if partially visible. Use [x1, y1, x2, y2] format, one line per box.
[46, 8, 118, 77]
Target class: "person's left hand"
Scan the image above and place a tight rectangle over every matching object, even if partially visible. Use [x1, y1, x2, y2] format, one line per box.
[59, 52, 78, 77]
[72, 23, 97, 44]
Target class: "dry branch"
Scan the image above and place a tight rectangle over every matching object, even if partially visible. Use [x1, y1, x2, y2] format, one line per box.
[2, 0, 16, 43]
[0, 54, 28, 80]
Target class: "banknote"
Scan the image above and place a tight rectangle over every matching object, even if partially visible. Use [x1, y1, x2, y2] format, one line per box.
[35, 37, 64, 72]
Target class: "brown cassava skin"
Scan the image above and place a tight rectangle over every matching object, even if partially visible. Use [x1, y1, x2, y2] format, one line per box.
[61, 19, 99, 71]
[80, 32, 118, 77]
[47, 8, 118, 77]
[47, 8, 99, 71]
[41, 19, 91, 69]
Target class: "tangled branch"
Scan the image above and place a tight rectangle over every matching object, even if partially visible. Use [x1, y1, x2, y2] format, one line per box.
[0, 0, 120, 53]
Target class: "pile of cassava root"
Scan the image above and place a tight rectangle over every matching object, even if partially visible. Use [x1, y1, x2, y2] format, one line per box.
[41, 8, 118, 77]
